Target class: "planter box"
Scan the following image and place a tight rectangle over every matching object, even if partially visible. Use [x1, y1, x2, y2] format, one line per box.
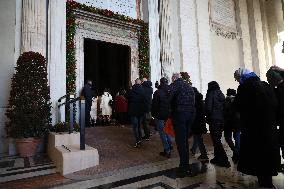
[47, 132, 99, 175]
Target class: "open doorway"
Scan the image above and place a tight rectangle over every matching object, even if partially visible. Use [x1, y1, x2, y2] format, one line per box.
[84, 38, 131, 96]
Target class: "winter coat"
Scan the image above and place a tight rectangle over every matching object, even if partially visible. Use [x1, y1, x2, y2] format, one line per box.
[115, 95, 128, 113]
[100, 92, 113, 116]
[128, 84, 147, 116]
[235, 76, 280, 176]
[205, 89, 225, 124]
[90, 97, 98, 120]
[275, 82, 284, 146]
[82, 83, 93, 111]
[142, 81, 153, 112]
[224, 96, 240, 132]
[151, 84, 170, 120]
[169, 78, 195, 113]
[191, 88, 207, 135]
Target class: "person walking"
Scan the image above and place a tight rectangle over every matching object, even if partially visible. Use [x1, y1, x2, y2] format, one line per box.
[82, 80, 93, 127]
[152, 77, 172, 158]
[205, 81, 230, 168]
[90, 94, 98, 126]
[266, 68, 284, 173]
[190, 87, 209, 162]
[141, 78, 153, 140]
[128, 79, 147, 147]
[114, 89, 128, 126]
[100, 89, 113, 125]
[224, 88, 241, 163]
[169, 73, 196, 177]
[234, 68, 280, 188]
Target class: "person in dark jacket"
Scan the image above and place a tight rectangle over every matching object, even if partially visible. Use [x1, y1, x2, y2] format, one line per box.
[205, 81, 230, 168]
[234, 68, 280, 188]
[82, 80, 93, 127]
[141, 78, 153, 140]
[169, 73, 196, 177]
[267, 68, 284, 173]
[190, 87, 208, 161]
[152, 77, 172, 158]
[115, 89, 128, 126]
[128, 79, 147, 148]
[224, 88, 240, 163]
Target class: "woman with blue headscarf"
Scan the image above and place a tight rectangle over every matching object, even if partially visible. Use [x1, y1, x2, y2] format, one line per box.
[234, 68, 280, 188]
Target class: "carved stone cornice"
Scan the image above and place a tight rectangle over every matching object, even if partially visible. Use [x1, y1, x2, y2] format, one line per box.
[74, 9, 142, 32]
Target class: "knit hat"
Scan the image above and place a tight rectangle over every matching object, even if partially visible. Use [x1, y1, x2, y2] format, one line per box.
[226, 88, 236, 96]
[160, 77, 168, 85]
[266, 68, 283, 86]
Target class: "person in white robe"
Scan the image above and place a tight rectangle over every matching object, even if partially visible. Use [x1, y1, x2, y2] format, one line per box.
[100, 91, 113, 116]
[90, 96, 98, 125]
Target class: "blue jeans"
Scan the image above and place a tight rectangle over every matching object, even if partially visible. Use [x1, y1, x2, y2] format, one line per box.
[192, 134, 207, 156]
[131, 116, 143, 143]
[172, 111, 195, 170]
[224, 130, 241, 155]
[155, 119, 172, 153]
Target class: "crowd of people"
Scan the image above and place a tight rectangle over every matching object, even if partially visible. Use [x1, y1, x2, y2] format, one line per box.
[82, 66, 284, 189]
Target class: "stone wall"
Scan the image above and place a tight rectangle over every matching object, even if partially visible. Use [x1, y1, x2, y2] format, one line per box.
[0, 0, 17, 154]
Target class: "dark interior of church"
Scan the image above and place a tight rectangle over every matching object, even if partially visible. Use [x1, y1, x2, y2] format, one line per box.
[84, 38, 130, 96]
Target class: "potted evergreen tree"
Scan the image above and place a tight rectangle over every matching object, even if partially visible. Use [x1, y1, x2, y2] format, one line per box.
[6, 52, 52, 157]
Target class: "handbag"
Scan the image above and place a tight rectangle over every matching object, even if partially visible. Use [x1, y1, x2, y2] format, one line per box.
[164, 118, 175, 137]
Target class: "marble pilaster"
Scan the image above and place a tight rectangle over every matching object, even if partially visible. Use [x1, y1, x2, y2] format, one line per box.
[21, 0, 46, 56]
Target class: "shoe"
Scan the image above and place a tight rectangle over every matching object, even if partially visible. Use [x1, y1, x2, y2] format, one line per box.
[159, 151, 171, 158]
[210, 158, 219, 165]
[134, 141, 142, 148]
[176, 167, 196, 178]
[142, 136, 150, 141]
[198, 155, 209, 162]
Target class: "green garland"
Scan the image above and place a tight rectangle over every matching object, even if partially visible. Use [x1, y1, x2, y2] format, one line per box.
[66, 0, 150, 93]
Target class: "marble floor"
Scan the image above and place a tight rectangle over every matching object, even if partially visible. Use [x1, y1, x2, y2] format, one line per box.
[0, 126, 283, 189]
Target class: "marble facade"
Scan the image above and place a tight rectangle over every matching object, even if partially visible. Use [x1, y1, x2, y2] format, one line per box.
[0, 0, 284, 155]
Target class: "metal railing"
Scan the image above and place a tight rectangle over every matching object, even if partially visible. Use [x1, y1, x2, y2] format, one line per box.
[57, 94, 86, 150]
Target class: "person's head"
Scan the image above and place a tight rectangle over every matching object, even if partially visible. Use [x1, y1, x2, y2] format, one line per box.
[234, 68, 251, 83]
[142, 78, 148, 82]
[135, 78, 142, 85]
[172, 73, 181, 82]
[266, 68, 284, 87]
[208, 81, 220, 91]
[160, 77, 168, 85]
[119, 89, 126, 96]
[87, 80, 92, 85]
[226, 88, 236, 97]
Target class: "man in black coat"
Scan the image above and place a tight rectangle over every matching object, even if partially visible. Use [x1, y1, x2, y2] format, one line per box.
[190, 87, 208, 161]
[267, 68, 284, 173]
[224, 88, 240, 163]
[128, 79, 147, 147]
[141, 78, 153, 140]
[234, 68, 280, 188]
[169, 73, 196, 177]
[152, 77, 172, 158]
[205, 81, 230, 168]
[82, 80, 93, 127]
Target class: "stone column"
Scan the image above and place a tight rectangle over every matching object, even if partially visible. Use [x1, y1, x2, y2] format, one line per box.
[21, 0, 46, 56]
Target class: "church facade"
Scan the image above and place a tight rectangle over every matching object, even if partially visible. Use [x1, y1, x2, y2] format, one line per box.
[0, 0, 283, 154]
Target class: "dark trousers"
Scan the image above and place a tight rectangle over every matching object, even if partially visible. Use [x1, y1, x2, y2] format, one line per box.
[85, 103, 91, 127]
[280, 127, 284, 159]
[209, 123, 229, 161]
[173, 111, 195, 170]
[224, 130, 241, 155]
[131, 116, 143, 143]
[192, 134, 208, 156]
[142, 112, 151, 138]
[117, 112, 127, 125]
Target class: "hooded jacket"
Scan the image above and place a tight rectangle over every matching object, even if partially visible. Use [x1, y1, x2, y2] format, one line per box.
[205, 81, 225, 123]
[142, 81, 153, 112]
[151, 84, 170, 120]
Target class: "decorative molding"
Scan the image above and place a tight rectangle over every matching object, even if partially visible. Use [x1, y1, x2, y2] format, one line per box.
[209, 0, 241, 39]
